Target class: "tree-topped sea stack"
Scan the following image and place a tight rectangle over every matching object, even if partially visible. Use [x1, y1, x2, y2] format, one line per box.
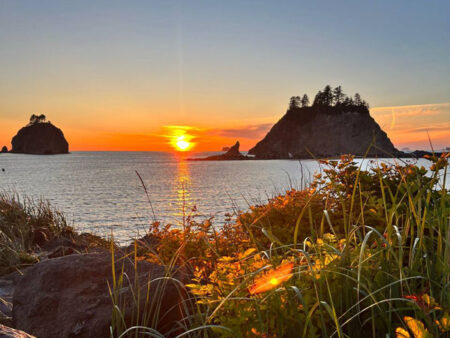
[249, 85, 401, 159]
[11, 114, 69, 155]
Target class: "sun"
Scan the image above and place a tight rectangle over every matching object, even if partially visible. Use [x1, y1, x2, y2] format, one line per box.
[175, 137, 191, 151]
[165, 126, 197, 152]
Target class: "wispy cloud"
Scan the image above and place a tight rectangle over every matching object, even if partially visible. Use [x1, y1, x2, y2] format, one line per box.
[371, 102, 450, 149]
[407, 124, 450, 133]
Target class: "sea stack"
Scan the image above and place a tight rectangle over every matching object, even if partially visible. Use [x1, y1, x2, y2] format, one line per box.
[1, 146, 7, 153]
[11, 114, 69, 155]
[249, 87, 402, 159]
[190, 141, 250, 161]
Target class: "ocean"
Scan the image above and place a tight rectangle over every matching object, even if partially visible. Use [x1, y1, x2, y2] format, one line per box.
[0, 152, 443, 243]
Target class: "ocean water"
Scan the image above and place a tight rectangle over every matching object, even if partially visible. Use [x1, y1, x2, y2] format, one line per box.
[0, 152, 444, 242]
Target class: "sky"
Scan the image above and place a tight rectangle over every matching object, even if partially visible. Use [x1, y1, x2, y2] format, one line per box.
[0, 0, 449, 152]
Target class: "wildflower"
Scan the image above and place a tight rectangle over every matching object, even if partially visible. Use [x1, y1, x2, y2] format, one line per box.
[248, 262, 294, 294]
[395, 316, 433, 338]
[251, 327, 268, 337]
[404, 293, 442, 313]
[436, 312, 450, 332]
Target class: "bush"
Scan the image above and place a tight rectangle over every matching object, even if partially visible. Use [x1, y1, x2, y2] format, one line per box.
[125, 153, 449, 337]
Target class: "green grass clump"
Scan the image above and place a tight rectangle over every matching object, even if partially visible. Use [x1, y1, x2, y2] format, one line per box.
[110, 154, 449, 337]
[0, 192, 72, 275]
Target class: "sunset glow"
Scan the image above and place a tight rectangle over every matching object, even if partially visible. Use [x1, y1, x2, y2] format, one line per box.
[167, 126, 196, 152]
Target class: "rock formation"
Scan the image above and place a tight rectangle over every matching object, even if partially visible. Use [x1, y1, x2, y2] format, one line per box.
[190, 141, 250, 161]
[0, 324, 35, 338]
[11, 118, 68, 155]
[0, 146, 7, 154]
[13, 252, 190, 338]
[249, 106, 401, 159]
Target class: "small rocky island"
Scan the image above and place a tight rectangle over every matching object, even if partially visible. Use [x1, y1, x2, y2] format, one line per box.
[249, 86, 402, 159]
[189, 141, 251, 161]
[11, 114, 69, 155]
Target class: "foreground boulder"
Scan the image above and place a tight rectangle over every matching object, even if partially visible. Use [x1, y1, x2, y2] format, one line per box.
[0, 325, 34, 338]
[11, 117, 68, 154]
[13, 252, 190, 338]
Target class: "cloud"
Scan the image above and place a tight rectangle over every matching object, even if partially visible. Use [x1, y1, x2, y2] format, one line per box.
[211, 123, 273, 139]
[370, 102, 450, 149]
[407, 124, 450, 133]
[371, 103, 450, 118]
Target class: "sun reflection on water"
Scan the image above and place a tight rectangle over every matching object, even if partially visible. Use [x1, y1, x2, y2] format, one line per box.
[174, 159, 193, 225]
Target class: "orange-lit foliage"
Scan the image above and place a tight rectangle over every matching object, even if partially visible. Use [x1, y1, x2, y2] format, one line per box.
[248, 262, 293, 294]
[132, 154, 448, 337]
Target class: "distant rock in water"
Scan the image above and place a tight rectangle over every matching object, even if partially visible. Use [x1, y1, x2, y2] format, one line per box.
[11, 115, 69, 155]
[1, 146, 7, 153]
[190, 141, 251, 161]
[409, 150, 444, 158]
[249, 106, 401, 159]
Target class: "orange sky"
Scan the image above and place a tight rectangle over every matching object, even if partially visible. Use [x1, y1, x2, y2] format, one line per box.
[1, 2, 449, 154]
[1, 102, 448, 153]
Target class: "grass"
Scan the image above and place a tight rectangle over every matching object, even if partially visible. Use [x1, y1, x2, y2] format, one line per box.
[109, 153, 449, 337]
[0, 192, 72, 275]
[1, 154, 448, 337]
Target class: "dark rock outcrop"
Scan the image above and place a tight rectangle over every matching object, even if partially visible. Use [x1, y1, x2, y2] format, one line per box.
[13, 252, 190, 338]
[190, 141, 251, 161]
[0, 324, 35, 338]
[11, 122, 68, 155]
[409, 150, 443, 158]
[0, 147, 7, 154]
[249, 106, 402, 159]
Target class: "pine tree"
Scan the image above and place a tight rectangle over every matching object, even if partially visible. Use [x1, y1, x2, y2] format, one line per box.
[333, 86, 345, 105]
[288, 96, 301, 110]
[354, 93, 362, 106]
[322, 85, 333, 106]
[300, 94, 309, 107]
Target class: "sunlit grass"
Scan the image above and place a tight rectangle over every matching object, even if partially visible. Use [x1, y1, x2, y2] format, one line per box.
[108, 153, 449, 337]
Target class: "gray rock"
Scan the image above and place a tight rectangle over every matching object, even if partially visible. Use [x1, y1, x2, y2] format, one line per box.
[11, 122, 68, 155]
[0, 325, 34, 338]
[13, 252, 190, 338]
[249, 106, 402, 159]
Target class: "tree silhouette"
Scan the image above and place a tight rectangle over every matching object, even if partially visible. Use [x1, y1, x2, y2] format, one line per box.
[354, 93, 362, 106]
[313, 90, 323, 106]
[300, 94, 309, 107]
[29, 114, 47, 125]
[322, 85, 333, 106]
[333, 86, 345, 105]
[288, 96, 301, 110]
[342, 96, 354, 107]
[29, 114, 38, 124]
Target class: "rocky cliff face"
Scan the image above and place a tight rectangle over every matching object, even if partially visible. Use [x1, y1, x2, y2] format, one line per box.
[11, 122, 69, 155]
[248, 106, 401, 159]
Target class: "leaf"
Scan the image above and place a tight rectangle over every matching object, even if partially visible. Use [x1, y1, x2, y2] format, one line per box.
[403, 316, 433, 338]
[239, 248, 257, 259]
[395, 327, 411, 338]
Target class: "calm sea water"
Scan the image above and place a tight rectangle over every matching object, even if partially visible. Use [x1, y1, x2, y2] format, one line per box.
[0, 152, 444, 242]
